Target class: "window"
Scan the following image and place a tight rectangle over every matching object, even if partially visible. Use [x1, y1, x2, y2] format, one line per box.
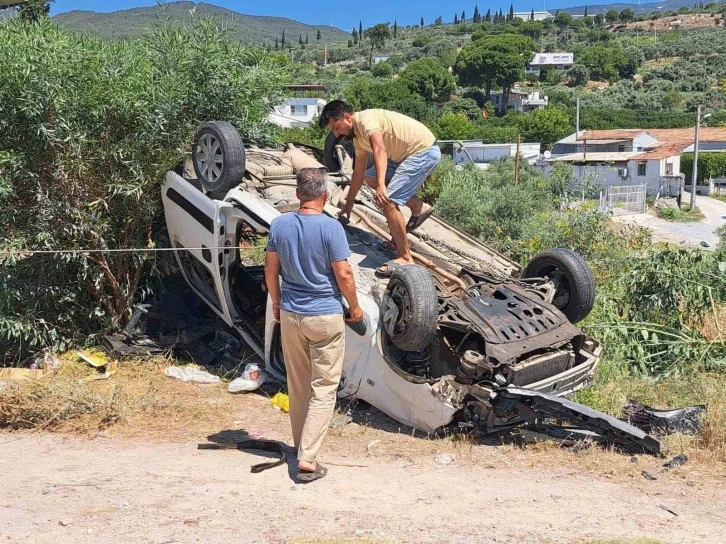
[637, 162, 647, 176]
[290, 105, 308, 116]
[618, 145, 626, 152]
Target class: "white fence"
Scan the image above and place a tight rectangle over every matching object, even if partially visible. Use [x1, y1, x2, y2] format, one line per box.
[603, 184, 646, 215]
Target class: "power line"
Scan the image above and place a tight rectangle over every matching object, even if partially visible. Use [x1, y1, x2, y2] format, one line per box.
[0, 246, 267, 257]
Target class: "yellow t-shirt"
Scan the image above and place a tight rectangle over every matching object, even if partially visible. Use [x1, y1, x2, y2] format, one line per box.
[353, 109, 436, 163]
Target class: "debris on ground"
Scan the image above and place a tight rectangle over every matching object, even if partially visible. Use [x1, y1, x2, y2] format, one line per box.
[642, 471, 658, 481]
[227, 363, 266, 393]
[366, 439, 381, 454]
[623, 400, 706, 436]
[77, 351, 118, 383]
[658, 504, 679, 517]
[0, 365, 57, 381]
[492, 387, 662, 455]
[663, 453, 688, 469]
[435, 453, 455, 465]
[164, 366, 221, 384]
[103, 276, 243, 367]
[270, 392, 289, 412]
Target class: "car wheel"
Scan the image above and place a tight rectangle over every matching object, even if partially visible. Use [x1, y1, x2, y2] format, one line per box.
[382, 264, 438, 352]
[523, 248, 595, 324]
[323, 131, 355, 173]
[192, 121, 246, 193]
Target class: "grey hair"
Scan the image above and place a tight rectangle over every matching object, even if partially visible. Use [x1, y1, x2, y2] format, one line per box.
[296, 168, 327, 200]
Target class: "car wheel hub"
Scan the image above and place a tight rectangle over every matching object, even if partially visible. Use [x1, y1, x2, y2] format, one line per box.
[196, 133, 224, 183]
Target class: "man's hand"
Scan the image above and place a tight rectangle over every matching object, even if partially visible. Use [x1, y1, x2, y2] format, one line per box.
[374, 186, 390, 209]
[272, 301, 281, 322]
[346, 304, 364, 323]
[338, 201, 354, 219]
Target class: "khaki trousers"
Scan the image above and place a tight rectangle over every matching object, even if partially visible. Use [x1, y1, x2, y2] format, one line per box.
[279, 310, 345, 463]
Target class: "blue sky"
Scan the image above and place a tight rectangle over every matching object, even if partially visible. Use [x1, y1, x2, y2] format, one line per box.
[51, 0, 603, 30]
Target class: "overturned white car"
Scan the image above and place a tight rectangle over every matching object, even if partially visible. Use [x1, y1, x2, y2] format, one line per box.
[161, 121, 614, 438]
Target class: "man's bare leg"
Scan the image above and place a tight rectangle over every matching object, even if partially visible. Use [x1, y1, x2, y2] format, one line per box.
[405, 196, 431, 217]
[381, 202, 413, 264]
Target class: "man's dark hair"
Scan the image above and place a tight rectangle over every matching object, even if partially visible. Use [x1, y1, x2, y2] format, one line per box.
[318, 100, 354, 128]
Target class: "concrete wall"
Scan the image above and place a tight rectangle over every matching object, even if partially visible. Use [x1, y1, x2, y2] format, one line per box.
[454, 143, 540, 165]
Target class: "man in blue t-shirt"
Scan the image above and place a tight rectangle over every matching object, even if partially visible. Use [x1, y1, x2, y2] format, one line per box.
[264, 168, 363, 484]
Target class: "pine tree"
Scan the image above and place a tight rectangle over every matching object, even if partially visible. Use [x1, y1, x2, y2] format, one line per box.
[359, 21, 363, 39]
[421, 16, 425, 26]
[461, 10, 466, 23]
[530, 8, 535, 20]
[348, 39, 353, 47]
[584, 5, 588, 16]
[499, 8, 504, 22]
[454, 14, 459, 24]
[393, 20, 398, 37]
[508, 4, 514, 21]
[299, 34, 303, 45]
[473, 5, 480, 23]
[485, 9, 491, 22]
[281, 30, 285, 46]
[352, 28, 357, 40]
[274, 37, 279, 50]
[317, 29, 321, 41]
[305, 33, 309, 44]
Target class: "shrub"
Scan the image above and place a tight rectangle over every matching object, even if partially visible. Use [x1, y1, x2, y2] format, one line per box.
[412, 35, 431, 47]
[0, 18, 286, 360]
[371, 60, 394, 77]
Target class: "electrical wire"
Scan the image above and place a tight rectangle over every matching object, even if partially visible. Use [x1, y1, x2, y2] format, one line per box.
[0, 246, 267, 256]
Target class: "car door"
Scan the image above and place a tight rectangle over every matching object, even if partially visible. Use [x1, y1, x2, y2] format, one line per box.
[161, 171, 235, 326]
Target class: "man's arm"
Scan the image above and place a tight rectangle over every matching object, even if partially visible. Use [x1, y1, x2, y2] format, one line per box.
[369, 131, 390, 209]
[340, 149, 369, 217]
[331, 260, 363, 322]
[264, 250, 282, 321]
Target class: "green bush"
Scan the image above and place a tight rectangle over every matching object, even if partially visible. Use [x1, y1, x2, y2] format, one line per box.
[0, 18, 286, 360]
[434, 160, 553, 243]
[412, 35, 432, 47]
[371, 60, 394, 78]
[682, 152, 726, 182]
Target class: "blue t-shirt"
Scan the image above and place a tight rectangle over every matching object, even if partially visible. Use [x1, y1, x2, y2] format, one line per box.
[266, 212, 351, 316]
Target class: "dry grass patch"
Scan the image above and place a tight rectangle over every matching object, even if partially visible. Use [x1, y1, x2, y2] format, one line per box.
[0, 355, 286, 441]
[576, 372, 726, 465]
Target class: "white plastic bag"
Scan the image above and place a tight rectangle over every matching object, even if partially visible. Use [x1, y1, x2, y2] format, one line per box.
[164, 366, 221, 384]
[228, 363, 266, 393]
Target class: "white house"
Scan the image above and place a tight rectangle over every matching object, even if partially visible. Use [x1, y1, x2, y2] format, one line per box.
[514, 11, 552, 21]
[490, 89, 548, 113]
[527, 52, 574, 74]
[438, 140, 541, 170]
[373, 56, 390, 64]
[267, 97, 327, 129]
[544, 128, 726, 196]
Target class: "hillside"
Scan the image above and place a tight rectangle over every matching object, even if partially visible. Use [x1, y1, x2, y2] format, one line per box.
[562, 0, 704, 15]
[52, 1, 349, 45]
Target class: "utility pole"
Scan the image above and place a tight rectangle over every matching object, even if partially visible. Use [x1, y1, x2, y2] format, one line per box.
[514, 134, 521, 186]
[576, 98, 580, 135]
[690, 105, 702, 211]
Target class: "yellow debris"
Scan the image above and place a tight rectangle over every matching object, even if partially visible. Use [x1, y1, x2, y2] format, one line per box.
[270, 392, 289, 413]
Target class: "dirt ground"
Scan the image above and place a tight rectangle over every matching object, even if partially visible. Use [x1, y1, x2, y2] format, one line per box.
[2, 382, 726, 544]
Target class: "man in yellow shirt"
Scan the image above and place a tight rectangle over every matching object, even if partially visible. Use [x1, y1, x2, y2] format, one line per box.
[319, 100, 441, 276]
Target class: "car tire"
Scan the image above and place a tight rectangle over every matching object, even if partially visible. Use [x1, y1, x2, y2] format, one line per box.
[382, 264, 438, 352]
[523, 248, 595, 324]
[192, 121, 246, 193]
[323, 131, 355, 172]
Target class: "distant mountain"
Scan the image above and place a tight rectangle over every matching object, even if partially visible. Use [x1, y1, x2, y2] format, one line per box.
[562, 0, 702, 15]
[52, 1, 350, 45]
